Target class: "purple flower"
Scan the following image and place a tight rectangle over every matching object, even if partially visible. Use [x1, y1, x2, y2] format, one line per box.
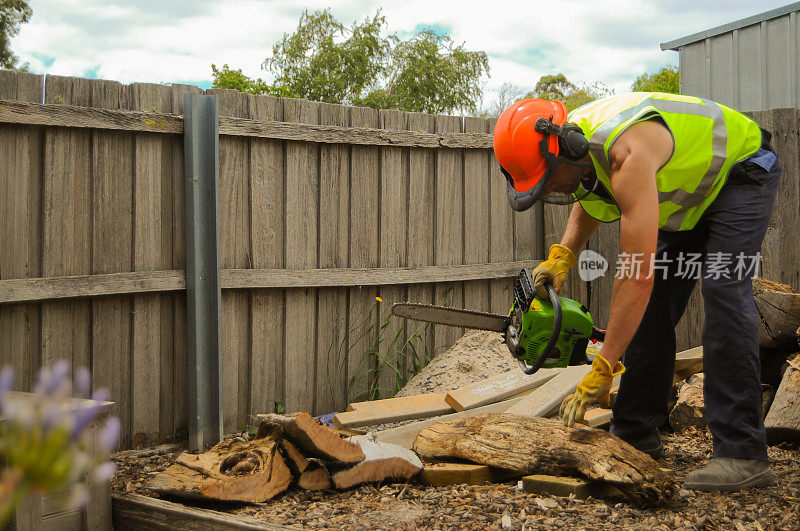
[70, 403, 103, 441]
[91, 388, 110, 403]
[74, 368, 92, 399]
[94, 462, 117, 483]
[42, 402, 62, 434]
[98, 417, 121, 451]
[0, 366, 14, 410]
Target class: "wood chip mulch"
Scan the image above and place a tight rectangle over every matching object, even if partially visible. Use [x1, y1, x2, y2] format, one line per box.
[111, 428, 800, 530]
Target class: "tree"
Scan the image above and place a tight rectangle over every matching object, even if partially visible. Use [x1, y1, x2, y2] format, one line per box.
[526, 73, 612, 112]
[631, 65, 679, 94]
[211, 64, 294, 98]
[213, 9, 489, 115]
[0, 0, 32, 70]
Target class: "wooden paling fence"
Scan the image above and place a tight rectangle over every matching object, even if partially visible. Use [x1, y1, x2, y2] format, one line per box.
[0, 69, 797, 448]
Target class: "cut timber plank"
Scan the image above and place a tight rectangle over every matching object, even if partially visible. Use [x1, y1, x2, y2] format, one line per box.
[111, 491, 295, 530]
[414, 414, 673, 504]
[256, 413, 365, 464]
[504, 365, 592, 417]
[373, 393, 530, 449]
[445, 368, 561, 412]
[584, 408, 613, 428]
[674, 346, 704, 385]
[419, 462, 522, 487]
[334, 393, 453, 428]
[331, 436, 422, 489]
[521, 475, 624, 499]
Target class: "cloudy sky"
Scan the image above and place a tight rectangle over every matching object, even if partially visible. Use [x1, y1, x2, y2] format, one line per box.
[13, 0, 792, 110]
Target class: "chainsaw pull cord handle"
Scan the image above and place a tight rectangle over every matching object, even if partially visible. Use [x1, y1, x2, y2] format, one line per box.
[518, 281, 563, 375]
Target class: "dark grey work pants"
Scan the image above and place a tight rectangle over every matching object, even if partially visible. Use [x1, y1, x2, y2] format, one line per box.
[610, 157, 780, 461]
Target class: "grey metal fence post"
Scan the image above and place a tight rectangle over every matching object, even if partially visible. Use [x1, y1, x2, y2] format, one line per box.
[184, 93, 223, 450]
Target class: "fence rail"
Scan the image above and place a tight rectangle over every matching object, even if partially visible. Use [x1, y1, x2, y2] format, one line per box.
[1, 70, 797, 449]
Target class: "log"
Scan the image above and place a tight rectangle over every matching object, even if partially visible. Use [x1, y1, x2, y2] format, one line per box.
[413, 413, 674, 504]
[753, 277, 800, 349]
[331, 435, 422, 489]
[298, 458, 332, 491]
[256, 412, 365, 463]
[147, 436, 292, 503]
[764, 353, 800, 440]
[669, 374, 706, 432]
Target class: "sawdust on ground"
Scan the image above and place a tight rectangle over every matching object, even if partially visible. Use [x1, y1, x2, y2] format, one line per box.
[395, 330, 518, 397]
[112, 429, 800, 530]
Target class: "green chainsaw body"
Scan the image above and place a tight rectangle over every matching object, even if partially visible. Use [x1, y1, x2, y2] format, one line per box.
[514, 292, 593, 369]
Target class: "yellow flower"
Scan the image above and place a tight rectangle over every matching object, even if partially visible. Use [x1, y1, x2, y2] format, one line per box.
[375, 296, 383, 303]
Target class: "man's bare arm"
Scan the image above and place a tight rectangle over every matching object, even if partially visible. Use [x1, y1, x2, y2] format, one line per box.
[599, 120, 673, 366]
[560, 202, 601, 253]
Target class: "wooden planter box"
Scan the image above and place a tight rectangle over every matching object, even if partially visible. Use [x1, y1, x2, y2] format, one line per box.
[3, 392, 114, 530]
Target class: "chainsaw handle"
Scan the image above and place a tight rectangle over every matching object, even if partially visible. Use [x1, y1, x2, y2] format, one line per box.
[518, 282, 563, 375]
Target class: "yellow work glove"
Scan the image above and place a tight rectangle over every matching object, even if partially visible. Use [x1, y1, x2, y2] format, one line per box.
[560, 355, 625, 427]
[532, 244, 577, 298]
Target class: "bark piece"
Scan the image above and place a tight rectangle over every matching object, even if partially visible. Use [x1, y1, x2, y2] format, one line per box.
[669, 374, 706, 432]
[298, 458, 332, 491]
[147, 436, 292, 502]
[256, 412, 365, 463]
[279, 438, 308, 475]
[753, 277, 800, 349]
[764, 354, 800, 440]
[331, 435, 422, 489]
[413, 413, 673, 504]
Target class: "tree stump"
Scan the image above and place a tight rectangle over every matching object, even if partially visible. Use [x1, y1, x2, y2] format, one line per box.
[669, 374, 706, 432]
[413, 413, 674, 504]
[257, 412, 365, 463]
[753, 278, 800, 349]
[764, 354, 800, 440]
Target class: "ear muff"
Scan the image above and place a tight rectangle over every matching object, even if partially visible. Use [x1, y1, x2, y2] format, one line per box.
[558, 123, 590, 160]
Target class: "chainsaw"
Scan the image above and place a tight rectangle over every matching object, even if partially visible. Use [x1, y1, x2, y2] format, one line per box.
[392, 269, 605, 375]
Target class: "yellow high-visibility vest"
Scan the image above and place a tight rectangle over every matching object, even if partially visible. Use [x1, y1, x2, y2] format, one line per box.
[569, 92, 762, 231]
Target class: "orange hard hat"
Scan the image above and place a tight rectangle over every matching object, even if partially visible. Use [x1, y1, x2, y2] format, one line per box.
[493, 98, 569, 194]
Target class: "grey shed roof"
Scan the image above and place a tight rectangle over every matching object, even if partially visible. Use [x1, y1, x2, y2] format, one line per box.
[660, 2, 800, 50]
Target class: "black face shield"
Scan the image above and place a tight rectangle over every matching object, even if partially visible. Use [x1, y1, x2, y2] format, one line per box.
[502, 117, 595, 211]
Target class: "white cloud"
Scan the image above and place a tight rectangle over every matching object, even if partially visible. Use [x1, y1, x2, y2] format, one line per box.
[14, 0, 793, 100]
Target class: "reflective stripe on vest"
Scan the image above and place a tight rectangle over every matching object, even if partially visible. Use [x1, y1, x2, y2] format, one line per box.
[570, 93, 761, 231]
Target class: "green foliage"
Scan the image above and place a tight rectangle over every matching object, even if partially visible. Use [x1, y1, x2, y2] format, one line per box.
[526, 73, 613, 112]
[631, 65, 680, 94]
[214, 9, 489, 114]
[0, 0, 32, 70]
[273, 399, 285, 415]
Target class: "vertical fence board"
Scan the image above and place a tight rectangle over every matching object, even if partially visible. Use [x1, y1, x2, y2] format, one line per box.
[544, 204, 588, 305]
[316, 103, 350, 411]
[378, 109, 409, 397]
[0, 71, 42, 391]
[127, 83, 169, 446]
[208, 89, 252, 432]
[406, 112, 437, 373]
[347, 106, 381, 402]
[90, 79, 134, 447]
[283, 98, 320, 412]
[587, 221, 619, 328]
[41, 76, 92, 384]
[463, 117, 491, 314]
[487, 119, 515, 315]
[434, 115, 465, 350]
[169, 84, 201, 440]
[249, 94, 285, 417]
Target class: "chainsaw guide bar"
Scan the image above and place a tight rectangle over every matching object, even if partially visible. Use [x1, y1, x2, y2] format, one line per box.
[391, 303, 511, 332]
